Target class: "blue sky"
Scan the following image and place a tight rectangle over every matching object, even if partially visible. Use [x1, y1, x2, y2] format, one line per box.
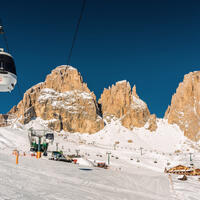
[0, 0, 200, 117]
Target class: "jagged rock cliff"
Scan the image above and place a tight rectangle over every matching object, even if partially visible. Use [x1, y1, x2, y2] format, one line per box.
[5, 65, 104, 133]
[165, 71, 200, 141]
[1, 66, 159, 133]
[99, 80, 157, 131]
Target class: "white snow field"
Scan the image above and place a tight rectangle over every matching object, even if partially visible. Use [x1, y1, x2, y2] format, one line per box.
[0, 118, 200, 200]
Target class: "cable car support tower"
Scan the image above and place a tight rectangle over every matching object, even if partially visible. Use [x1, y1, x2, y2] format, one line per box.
[28, 128, 54, 158]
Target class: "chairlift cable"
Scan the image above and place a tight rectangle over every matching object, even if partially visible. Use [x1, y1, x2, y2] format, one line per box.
[67, 0, 86, 65]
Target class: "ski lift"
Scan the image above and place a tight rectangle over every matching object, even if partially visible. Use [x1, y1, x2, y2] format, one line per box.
[0, 49, 17, 92]
[46, 133, 54, 140]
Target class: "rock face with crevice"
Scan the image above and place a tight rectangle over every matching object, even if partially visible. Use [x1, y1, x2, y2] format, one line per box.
[0, 65, 159, 134]
[165, 71, 200, 141]
[99, 81, 157, 131]
[4, 65, 104, 133]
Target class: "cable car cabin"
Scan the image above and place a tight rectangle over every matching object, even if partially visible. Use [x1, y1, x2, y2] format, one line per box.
[0, 51, 17, 92]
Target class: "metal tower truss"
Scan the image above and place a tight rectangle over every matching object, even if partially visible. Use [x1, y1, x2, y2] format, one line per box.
[28, 128, 54, 154]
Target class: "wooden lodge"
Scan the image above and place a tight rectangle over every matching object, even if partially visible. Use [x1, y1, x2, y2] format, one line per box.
[165, 165, 200, 176]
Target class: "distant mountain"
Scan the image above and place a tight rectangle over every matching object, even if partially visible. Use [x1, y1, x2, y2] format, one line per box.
[0, 65, 157, 133]
[0, 65, 104, 133]
[165, 71, 200, 141]
[1, 65, 200, 141]
[99, 80, 157, 131]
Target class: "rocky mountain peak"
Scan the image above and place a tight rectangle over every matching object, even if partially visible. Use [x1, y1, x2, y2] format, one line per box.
[165, 71, 200, 140]
[44, 65, 90, 93]
[2, 65, 104, 133]
[99, 81, 157, 131]
[132, 85, 138, 98]
[0, 66, 158, 134]
[131, 86, 147, 111]
[99, 80, 132, 119]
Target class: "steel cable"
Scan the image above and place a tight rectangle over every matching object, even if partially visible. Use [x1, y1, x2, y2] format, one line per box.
[67, 0, 86, 65]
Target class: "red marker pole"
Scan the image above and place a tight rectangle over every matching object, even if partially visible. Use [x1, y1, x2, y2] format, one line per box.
[16, 151, 19, 165]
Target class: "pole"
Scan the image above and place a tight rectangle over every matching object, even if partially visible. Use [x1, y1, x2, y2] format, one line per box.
[189, 153, 192, 162]
[56, 143, 59, 151]
[106, 152, 111, 165]
[140, 147, 143, 156]
[76, 149, 80, 157]
[16, 151, 19, 164]
[37, 137, 41, 159]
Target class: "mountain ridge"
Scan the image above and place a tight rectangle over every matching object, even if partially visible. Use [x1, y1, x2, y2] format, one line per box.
[0, 65, 199, 141]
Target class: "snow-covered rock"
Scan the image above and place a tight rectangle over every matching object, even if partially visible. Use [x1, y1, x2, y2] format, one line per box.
[165, 71, 200, 141]
[0, 115, 199, 200]
[99, 82, 157, 131]
[1, 65, 104, 133]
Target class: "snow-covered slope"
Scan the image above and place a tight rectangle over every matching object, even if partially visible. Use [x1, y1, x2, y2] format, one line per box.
[0, 127, 28, 151]
[0, 118, 199, 200]
[0, 151, 172, 200]
[54, 118, 189, 154]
